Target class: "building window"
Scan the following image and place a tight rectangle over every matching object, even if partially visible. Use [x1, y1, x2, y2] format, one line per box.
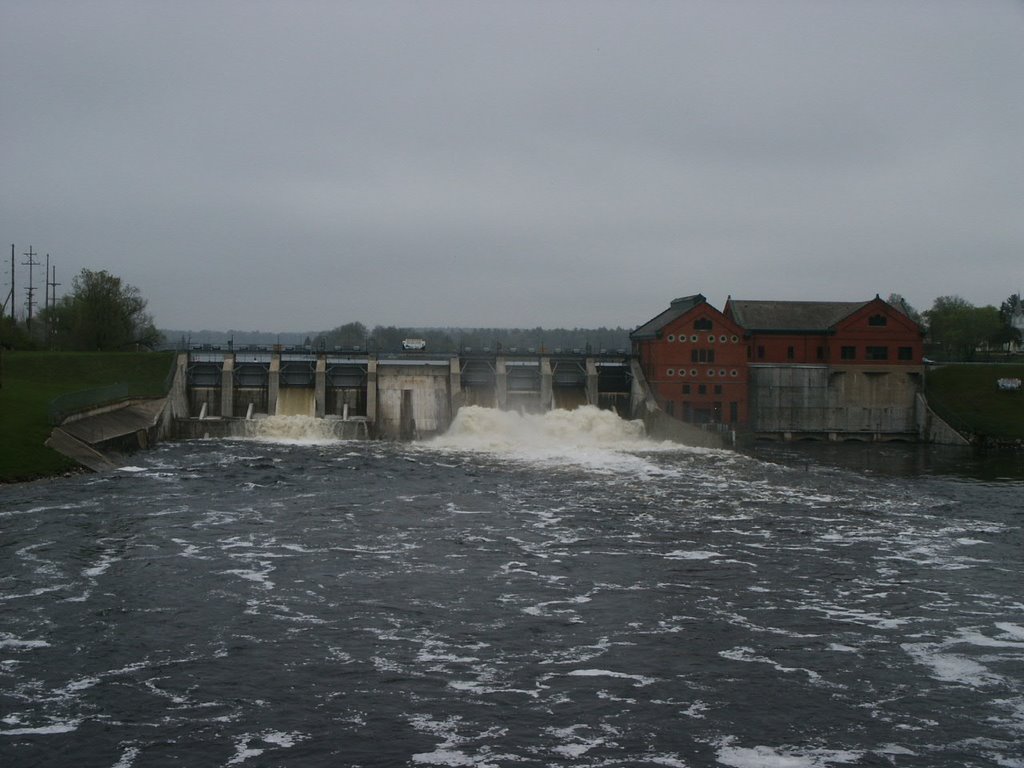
[698, 384, 707, 395]
[866, 346, 889, 360]
[898, 346, 913, 361]
[719, 335, 728, 343]
[690, 369, 698, 377]
[682, 384, 691, 394]
[817, 346, 825, 360]
[667, 368, 675, 376]
[731, 335, 739, 343]
[719, 369, 726, 377]
[707, 335, 716, 344]
[667, 334, 675, 342]
[714, 384, 723, 395]
[757, 346, 765, 360]
[679, 368, 687, 377]
[787, 345, 795, 360]
[694, 318, 712, 331]
[841, 346, 856, 360]
[868, 314, 888, 326]
[730, 369, 738, 377]
[708, 369, 715, 377]
[690, 334, 699, 342]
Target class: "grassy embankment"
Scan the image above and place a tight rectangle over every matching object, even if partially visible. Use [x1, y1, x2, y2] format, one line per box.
[925, 364, 1024, 443]
[0, 351, 174, 483]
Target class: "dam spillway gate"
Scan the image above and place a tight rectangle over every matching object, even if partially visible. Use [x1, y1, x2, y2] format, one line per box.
[181, 348, 633, 440]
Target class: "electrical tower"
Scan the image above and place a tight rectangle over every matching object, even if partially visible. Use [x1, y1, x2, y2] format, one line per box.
[22, 245, 40, 332]
[46, 256, 61, 346]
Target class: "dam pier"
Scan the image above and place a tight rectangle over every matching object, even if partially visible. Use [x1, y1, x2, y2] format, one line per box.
[179, 346, 635, 440]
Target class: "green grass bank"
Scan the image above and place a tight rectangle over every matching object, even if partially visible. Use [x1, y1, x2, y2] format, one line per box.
[925, 363, 1024, 443]
[0, 351, 174, 483]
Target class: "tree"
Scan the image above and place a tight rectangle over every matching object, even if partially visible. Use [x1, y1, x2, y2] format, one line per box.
[43, 269, 161, 351]
[314, 321, 368, 349]
[886, 293, 922, 324]
[996, 293, 1023, 350]
[923, 295, 1004, 361]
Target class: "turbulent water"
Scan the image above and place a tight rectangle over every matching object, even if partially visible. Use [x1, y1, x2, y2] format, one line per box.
[2, 406, 1023, 767]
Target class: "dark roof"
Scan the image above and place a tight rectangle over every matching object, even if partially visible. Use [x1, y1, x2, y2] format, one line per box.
[727, 299, 867, 332]
[630, 294, 706, 340]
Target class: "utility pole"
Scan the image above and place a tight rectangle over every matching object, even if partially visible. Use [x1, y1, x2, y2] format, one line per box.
[5, 244, 13, 322]
[46, 257, 61, 348]
[22, 245, 39, 333]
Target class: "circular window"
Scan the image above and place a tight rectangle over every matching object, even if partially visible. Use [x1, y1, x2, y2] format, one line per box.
[731, 335, 739, 343]
[707, 335, 715, 343]
[679, 368, 686, 377]
[691, 335, 699, 342]
[708, 369, 715, 377]
[719, 369, 727, 377]
[720, 335, 728, 343]
[730, 369, 738, 377]
[667, 368, 675, 376]
[690, 369, 698, 377]
[667, 334, 675, 342]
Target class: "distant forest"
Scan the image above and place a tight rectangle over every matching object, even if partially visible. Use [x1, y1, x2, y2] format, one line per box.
[161, 323, 632, 353]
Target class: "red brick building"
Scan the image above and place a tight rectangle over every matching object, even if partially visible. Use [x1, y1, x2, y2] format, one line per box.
[631, 294, 749, 425]
[633, 294, 926, 438]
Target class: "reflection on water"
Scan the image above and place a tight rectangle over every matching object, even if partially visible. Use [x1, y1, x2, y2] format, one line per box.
[749, 440, 1024, 483]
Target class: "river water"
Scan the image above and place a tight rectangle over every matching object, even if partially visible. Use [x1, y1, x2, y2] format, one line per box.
[2, 406, 1022, 768]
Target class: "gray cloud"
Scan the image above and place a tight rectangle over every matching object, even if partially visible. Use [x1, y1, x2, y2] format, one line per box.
[2, 0, 1022, 331]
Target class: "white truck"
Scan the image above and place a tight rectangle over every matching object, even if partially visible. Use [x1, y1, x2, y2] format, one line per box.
[401, 338, 427, 351]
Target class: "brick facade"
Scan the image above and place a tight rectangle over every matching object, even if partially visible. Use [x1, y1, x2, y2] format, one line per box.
[633, 294, 925, 436]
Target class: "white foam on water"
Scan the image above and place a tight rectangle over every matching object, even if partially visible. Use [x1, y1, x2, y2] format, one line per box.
[0, 720, 81, 736]
[423, 405, 703, 474]
[83, 552, 121, 578]
[716, 743, 863, 767]
[996, 623, 1024, 642]
[227, 731, 305, 765]
[0, 634, 50, 650]
[240, 415, 345, 444]
[566, 668, 657, 686]
[719, 647, 823, 683]
[664, 549, 722, 560]
[901, 642, 1004, 687]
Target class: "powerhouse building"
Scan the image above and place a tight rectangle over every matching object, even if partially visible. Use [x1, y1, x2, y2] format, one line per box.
[631, 294, 926, 440]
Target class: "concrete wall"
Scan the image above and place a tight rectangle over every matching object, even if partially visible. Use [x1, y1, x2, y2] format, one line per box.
[916, 393, 971, 446]
[375, 364, 453, 439]
[750, 364, 921, 437]
[629, 359, 728, 449]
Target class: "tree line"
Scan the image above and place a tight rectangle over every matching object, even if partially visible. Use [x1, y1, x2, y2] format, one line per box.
[2, 266, 1021, 362]
[2, 268, 159, 351]
[890, 292, 1022, 361]
[310, 323, 631, 354]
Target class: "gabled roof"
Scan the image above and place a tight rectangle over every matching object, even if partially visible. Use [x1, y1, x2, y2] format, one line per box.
[727, 299, 867, 332]
[630, 294, 706, 340]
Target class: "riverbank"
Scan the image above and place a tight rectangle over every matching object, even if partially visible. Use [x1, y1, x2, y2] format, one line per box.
[925, 363, 1024, 448]
[0, 351, 174, 483]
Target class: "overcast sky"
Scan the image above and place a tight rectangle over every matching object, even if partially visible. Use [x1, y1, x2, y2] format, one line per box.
[2, 1, 1022, 332]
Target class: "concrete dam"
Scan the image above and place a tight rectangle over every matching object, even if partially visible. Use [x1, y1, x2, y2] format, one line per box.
[178, 348, 635, 440]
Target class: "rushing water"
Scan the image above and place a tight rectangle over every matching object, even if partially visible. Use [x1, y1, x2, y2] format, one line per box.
[2, 406, 1022, 768]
